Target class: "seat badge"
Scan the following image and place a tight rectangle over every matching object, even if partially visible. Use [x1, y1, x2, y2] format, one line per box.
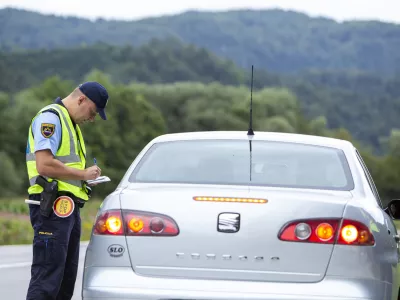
[218, 213, 240, 233]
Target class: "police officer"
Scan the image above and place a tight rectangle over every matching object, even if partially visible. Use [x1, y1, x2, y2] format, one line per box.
[25, 82, 109, 300]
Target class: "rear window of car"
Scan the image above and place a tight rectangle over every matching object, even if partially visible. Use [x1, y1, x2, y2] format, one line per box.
[128, 139, 354, 191]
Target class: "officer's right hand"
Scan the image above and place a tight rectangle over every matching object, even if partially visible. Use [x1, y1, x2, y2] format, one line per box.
[83, 165, 101, 180]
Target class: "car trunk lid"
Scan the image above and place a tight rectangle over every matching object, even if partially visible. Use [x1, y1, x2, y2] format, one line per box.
[120, 183, 351, 283]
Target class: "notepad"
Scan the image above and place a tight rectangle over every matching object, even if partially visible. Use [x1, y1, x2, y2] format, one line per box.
[86, 176, 111, 185]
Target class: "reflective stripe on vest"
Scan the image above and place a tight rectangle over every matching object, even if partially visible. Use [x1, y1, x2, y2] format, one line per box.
[26, 103, 88, 200]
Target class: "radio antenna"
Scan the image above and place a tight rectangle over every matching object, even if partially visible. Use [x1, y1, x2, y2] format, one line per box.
[247, 65, 254, 136]
[247, 65, 254, 182]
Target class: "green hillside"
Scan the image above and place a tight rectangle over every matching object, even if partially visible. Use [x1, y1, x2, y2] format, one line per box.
[1, 7, 400, 75]
[0, 40, 398, 151]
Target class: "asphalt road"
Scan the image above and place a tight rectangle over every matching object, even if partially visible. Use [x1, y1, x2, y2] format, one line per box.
[0, 241, 88, 299]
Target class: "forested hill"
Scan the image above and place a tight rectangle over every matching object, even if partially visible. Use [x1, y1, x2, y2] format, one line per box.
[0, 40, 399, 152]
[1, 7, 400, 75]
[0, 39, 283, 93]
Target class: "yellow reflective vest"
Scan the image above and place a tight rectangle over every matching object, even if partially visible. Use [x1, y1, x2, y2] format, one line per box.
[26, 103, 89, 201]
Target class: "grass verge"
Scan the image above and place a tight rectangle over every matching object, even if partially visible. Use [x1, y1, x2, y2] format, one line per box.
[0, 197, 102, 245]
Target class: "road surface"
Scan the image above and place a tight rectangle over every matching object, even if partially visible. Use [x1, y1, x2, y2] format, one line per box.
[0, 241, 88, 299]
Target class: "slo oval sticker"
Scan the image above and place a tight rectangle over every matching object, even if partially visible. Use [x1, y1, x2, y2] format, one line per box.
[53, 196, 75, 218]
[107, 244, 125, 257]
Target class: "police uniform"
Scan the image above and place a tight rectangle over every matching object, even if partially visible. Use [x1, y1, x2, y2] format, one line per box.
[25, 82, 108, 300]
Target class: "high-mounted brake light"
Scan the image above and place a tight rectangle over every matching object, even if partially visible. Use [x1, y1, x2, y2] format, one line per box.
[93, 209, 179, 236]
[193, 196, 267, 204]
[278, 218, 375, 246]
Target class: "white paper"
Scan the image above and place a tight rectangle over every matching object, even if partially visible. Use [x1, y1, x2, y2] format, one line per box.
[86, 175, 111, 185]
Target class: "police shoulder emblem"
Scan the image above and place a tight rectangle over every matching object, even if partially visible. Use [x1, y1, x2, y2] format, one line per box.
[41, 123, 55, 138]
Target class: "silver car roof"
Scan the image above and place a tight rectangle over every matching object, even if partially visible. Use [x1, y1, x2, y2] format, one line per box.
[151, 131, 354, 150]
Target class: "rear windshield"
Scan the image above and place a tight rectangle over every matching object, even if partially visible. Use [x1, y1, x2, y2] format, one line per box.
[128, 139, 354, 191]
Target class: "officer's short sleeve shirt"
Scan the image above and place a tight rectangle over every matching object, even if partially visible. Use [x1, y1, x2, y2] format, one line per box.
[31, 112, 62, 156]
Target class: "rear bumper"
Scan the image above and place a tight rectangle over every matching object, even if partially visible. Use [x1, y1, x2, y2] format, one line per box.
[82, 267, 391, 300]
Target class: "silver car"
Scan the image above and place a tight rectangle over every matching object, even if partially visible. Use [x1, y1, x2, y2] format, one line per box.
[82, 131, 400, 300]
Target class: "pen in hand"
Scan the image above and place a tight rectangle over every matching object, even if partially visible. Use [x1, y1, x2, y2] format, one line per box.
[92, 157, 100, 181]
[94, 157, 100, 175]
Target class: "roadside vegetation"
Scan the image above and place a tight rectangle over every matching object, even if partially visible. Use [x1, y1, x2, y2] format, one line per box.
[0, 198, 102, 245]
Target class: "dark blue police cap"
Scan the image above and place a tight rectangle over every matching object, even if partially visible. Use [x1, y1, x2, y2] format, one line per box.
[78, 82, 109, 120]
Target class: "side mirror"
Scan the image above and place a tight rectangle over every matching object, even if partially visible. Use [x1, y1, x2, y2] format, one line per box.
[385, 199, 400, 219]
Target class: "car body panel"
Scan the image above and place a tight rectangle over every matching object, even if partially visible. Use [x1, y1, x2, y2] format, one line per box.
[82, 267, 391, 300]
[82, 131, 400, 300]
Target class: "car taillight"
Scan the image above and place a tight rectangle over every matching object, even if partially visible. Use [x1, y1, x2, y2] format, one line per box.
[278, 218, 375, 246]
[337, 219, 374, 245]
[93, 210, 124, 235]
[93, 209, 179, 236]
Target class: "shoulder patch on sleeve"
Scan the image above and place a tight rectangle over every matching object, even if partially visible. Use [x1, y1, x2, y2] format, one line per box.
[41, 123, 56, 138]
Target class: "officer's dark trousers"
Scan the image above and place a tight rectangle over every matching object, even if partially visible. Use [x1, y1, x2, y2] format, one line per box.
[26, 194, 81, 300]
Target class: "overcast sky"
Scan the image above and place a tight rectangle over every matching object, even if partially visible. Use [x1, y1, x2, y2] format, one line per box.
[0, 0, 399, 23]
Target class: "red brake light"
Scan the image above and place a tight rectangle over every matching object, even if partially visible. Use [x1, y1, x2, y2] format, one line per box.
[93, 210, 124, 235]
[93, 209, 179, 236]
[337, 219, 375, 245]
[278, 218, 375, 246]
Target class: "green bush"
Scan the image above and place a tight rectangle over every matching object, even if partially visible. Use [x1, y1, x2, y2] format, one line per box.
[0, 217, 33, 245]
[0, 198, 102, 245]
